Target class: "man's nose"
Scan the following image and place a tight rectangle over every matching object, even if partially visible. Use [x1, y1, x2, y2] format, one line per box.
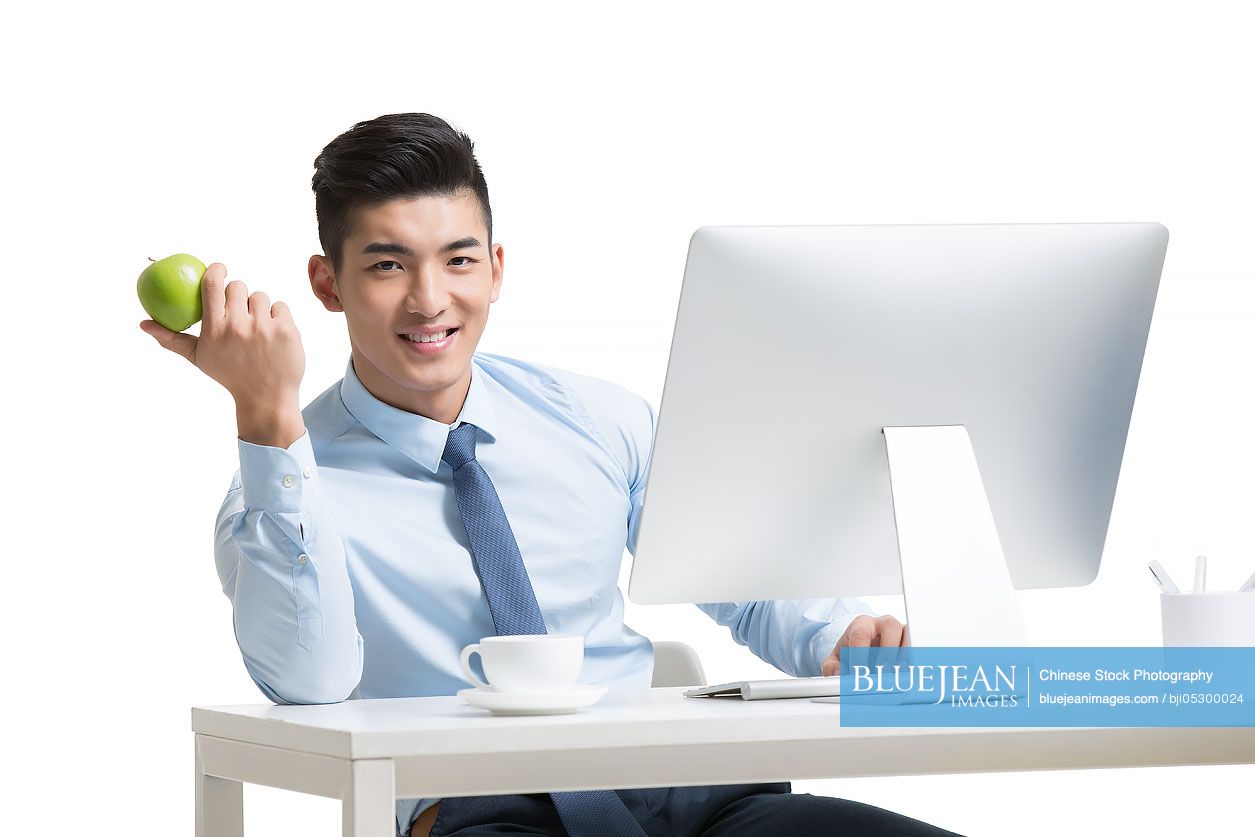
[405, 268, 452, 318]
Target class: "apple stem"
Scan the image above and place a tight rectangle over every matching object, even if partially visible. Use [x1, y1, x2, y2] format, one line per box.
[148, 256, 156, 262]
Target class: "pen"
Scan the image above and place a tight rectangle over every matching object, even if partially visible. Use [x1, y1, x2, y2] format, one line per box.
[1193, 555, 1207, 593]
[1239, 570, 1255, 593]
[1148, 560, 1180, 594]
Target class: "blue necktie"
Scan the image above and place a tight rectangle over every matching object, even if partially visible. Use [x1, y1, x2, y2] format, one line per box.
[441, 423, 648, 837]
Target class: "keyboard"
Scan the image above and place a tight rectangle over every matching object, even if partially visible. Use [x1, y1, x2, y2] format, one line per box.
[683, 676, 841, 701]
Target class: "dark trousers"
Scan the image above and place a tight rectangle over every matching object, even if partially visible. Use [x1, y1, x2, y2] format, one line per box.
[421, 783, 964, 836]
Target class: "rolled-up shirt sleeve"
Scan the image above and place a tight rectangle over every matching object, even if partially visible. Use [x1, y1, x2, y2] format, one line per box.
[214, 431, 364, 704]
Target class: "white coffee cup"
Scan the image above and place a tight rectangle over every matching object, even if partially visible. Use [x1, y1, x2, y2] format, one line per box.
[459, 634, 585, 692]
[1161, 592, 1255, 646]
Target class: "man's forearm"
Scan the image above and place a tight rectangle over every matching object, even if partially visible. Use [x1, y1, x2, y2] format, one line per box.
[216, 432, 365, 704]
[697, 596, 877, 677]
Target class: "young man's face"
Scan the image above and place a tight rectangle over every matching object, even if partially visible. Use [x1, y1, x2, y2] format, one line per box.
[309, 190, 503, 422]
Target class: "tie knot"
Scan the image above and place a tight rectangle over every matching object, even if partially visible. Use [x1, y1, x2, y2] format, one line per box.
[441, 423, 478, 470]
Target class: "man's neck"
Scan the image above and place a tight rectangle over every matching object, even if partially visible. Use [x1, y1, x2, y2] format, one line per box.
[350, 352, 471, 425]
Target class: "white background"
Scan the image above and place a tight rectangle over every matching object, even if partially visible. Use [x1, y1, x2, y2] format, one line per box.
[3, 1, 1253, 834]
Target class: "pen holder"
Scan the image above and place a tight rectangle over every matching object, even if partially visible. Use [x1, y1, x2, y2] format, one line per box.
[1160, 592, 1255, 646]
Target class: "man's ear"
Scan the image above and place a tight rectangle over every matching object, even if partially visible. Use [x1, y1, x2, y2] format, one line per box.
[309, 254, 344, 313]
[489, 242, 505, 303]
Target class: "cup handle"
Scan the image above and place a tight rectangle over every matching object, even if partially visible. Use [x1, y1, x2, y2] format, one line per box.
[459, 644, 492, 691]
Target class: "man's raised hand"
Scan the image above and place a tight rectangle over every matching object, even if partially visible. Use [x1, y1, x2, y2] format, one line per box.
[140, 262, 307, 448]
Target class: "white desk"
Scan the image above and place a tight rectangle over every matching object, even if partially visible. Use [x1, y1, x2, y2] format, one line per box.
[192, 686, 1255, 837]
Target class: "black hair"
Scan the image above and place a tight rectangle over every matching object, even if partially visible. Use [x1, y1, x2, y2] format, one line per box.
[312, 113, 492, 275]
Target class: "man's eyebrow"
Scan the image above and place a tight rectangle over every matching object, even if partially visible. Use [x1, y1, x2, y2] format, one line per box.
[438, 236, 483, 254]
[361, 242, 414, 257]
[359, 237, 483, 257]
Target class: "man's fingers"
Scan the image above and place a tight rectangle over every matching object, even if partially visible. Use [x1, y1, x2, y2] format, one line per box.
[827, 615, 877, 675]
[225, 278, 250, 319]
[271, 300, 292, 321]
[201, 263, 227, 324]
[248, 291, 271, 317]
[821, 651, 839, 677]
[843, 615, 877, 648]
[140, 319, 197, 361]
[877, 616, 905, 649]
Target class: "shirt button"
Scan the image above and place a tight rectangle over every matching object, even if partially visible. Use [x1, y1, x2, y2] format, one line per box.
[282, 475, 295, 488]
[302, 467, 313, 479]
[297, 553, 309, 564]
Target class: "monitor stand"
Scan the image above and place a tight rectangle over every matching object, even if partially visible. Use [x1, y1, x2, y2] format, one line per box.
[881, 425, 1028, 647]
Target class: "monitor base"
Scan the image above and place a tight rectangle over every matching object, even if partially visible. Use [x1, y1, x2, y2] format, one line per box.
[882, 425, 1029, 647]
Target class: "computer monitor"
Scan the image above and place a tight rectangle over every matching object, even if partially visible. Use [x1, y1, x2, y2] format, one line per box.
[628, 223, 1168, 646]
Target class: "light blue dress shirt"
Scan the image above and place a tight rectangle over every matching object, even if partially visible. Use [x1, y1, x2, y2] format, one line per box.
[214, 352, 875, 834]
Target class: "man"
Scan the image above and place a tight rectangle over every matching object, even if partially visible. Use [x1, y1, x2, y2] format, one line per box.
[141, 113, 957, 837]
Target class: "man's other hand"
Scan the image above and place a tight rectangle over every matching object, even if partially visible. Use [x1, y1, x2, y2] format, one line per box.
[820, 615, 909, 676]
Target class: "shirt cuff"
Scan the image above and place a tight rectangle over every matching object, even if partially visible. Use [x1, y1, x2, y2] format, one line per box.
[238, 431, 319, 512]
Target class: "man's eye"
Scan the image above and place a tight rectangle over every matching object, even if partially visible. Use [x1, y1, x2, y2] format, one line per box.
[373, 261, 401, 271]
[449, 256, 474, 267]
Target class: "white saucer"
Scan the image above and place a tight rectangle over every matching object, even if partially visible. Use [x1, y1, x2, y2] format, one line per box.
[457, 684, 609, 716]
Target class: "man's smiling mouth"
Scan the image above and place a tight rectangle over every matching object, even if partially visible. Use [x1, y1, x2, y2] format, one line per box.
[401, 328, 458, 343]
[398, 327, 460, 354]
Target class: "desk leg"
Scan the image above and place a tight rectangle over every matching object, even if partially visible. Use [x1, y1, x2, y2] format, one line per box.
[342, 758, 396, 837]
[195, 734, 243, 837]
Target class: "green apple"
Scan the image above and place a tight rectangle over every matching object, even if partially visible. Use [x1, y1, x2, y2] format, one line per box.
[137, 253, 207, 332]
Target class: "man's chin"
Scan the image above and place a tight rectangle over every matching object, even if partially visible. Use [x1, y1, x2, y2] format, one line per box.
[355, 346, 470, 396]
[391, 365, 464, 393]
[395, 353, 474, 389]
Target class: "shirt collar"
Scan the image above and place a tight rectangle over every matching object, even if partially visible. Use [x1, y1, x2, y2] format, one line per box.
[339, 355, 499, 474]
